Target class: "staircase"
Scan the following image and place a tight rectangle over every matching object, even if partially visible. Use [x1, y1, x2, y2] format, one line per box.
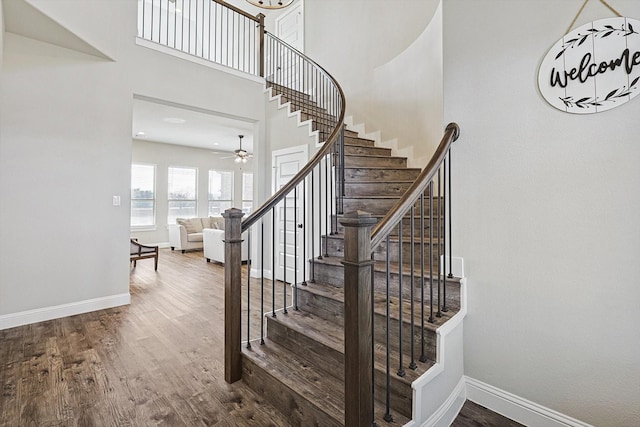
[240, 86, 462, 426]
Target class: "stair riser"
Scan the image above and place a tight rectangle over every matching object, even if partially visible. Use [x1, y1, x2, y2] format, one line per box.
[333, 214, 445, 236]
[344, 181, 411, 197]
[344, 145, 391, 157]
[323, 235, 442, 265]
[344, 167, 420, 182]
[335, 218, 445, 237]
[344, 156, 407, 168]
[344, 135, 375, 147]
[341, 199, 445, 216]
[311, 262, 461, 310]
[242, 358, 343, 427]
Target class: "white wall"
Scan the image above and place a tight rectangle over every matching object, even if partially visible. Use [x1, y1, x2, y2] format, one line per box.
[304, 0, 442, 164]
[131, 139, 254, 246]
[0, 0, 267, 325]
[443, 1, 640, 425]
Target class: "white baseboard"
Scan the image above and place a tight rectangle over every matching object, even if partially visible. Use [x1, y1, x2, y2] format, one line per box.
[465, 377, 593, 427]
[0, 293, 131, 331]
[421, 376, 467, 427]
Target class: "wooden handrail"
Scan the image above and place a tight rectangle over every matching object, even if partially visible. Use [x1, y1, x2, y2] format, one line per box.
[370, 122, 460, 251]
[241, 35, 346, 232]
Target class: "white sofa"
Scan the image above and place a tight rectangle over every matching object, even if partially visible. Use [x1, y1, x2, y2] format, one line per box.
[203, 228, 249, 264]
[168, 217, 225, 253]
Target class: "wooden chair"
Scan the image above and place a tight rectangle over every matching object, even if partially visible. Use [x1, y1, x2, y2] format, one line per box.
[130, 238, 159, 271]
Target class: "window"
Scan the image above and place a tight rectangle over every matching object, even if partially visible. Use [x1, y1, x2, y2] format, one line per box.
[242, 172, 253, 214]
[208, 170, 234, 216]
[131, 164, 155, 227]
[168, 167, 197, 223]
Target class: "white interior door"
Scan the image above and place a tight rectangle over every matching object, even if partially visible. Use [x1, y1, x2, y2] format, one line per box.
[274, 1, 304, 91]
[275, 1, 303, 52]
[272, 145, 307, 284]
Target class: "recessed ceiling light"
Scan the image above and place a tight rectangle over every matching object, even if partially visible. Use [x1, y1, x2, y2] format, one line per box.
[135, 131, 146, 137]
[213, 142, 219, 146]
[163, 117, 186, 124]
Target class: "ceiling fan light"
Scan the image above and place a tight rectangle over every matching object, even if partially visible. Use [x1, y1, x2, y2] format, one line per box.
[235, 156, 242, 163]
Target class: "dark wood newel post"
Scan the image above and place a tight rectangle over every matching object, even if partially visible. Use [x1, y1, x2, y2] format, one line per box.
[223, 208, 245, 384]
[340, 210, 377, 427]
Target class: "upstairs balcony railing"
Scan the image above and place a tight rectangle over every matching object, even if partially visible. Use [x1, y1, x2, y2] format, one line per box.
[138, 0, 265, 76]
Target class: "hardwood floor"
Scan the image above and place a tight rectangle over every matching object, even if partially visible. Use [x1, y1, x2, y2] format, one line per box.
[0, 249, 291, 426]
[0, 248, 520, 426]
[452, 401, 524, 427]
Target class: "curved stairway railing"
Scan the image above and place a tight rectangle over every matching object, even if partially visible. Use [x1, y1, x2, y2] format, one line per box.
[223, 32, 346, 384]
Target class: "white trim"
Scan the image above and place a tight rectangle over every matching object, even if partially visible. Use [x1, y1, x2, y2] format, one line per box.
[0, 293, 131, 331]
[135, 38, 264, 84]
[465, 377, 593, 427]
[418, 376, 466, 427]
[250, 268, 273, 280]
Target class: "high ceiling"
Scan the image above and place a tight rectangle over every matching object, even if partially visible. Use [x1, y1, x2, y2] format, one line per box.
[131, 98, 254, 156]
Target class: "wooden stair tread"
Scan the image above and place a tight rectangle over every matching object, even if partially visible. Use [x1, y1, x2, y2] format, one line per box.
[325, 232, 447, 245]
[269, 309, 430, 384]
[242, 339, 344, 424]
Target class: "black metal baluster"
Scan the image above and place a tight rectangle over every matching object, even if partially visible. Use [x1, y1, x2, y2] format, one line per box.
[246, 229, 252, 349]
[371, 252, 376, 425]
[317, 159, 323, 260]
[302, 178, 307, 286]
[294, 186, 298, 310]
[397, 222, 405, 378]
[212, 0, 216, 61]
[188, 0, 191, 53]
[261, 218, 265, 344]
[283, 195, 288, 314]
[429, 181, 435, 324]
[206, 0, 210, 59]
[324, 155, 329, 257]
[310, 168, 316, 282]
[419, 192, 427, 362]
[409, 206, 417, 370]
[272, 207, 276, 318]
[384, 235, 393, 423]
[442, 156, 448, 313]
[436, 169, 442, 318]
[448, 150, 454, 280]
[330, 147, 335, 235]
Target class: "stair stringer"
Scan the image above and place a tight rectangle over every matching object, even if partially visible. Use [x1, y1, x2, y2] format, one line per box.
[265, 86, 321, 145]
[344, 115, 428, 168]
[405, 277, 468, 427]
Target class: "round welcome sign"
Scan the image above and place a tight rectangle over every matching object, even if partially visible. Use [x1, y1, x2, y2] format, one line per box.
[538, 17, 640, 114]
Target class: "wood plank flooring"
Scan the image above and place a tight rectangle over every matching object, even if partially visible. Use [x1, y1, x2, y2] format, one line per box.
[0, 249, 290, 427]
[0, 248, 520, 426]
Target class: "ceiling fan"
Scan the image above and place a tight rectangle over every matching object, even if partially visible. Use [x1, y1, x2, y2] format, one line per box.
[221, 135, 253, 163]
